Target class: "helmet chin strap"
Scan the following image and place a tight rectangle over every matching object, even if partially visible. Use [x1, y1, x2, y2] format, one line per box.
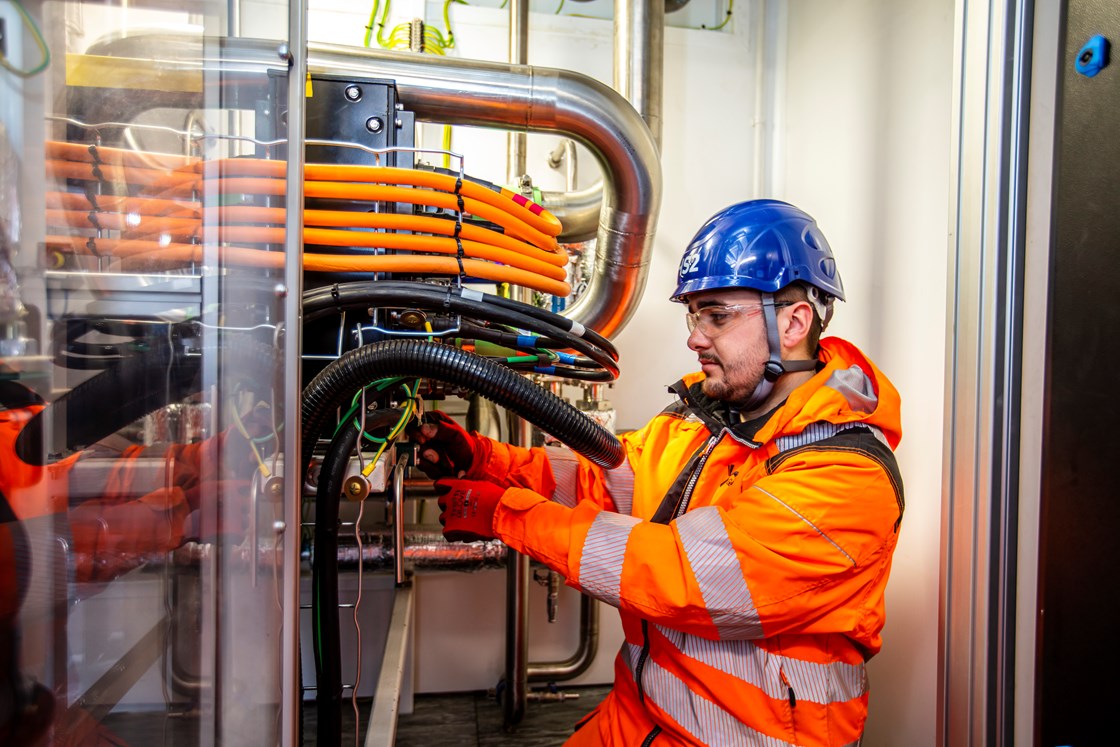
[741, 294, 819, 410]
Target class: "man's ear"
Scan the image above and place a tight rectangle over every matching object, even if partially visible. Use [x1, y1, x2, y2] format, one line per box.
[779, 301, 815, 354]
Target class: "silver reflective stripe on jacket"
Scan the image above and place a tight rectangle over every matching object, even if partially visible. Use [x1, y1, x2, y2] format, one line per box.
[674, 506, 763, 639]
[654, 625, 868, 706]
[578, 511, 640, 607]
[546, 444, 635, 514]
[546, 445, 581, 508]
[773, 420, 889, 454]
[604, 460, 635, 514]
[623, 643, 800, 747]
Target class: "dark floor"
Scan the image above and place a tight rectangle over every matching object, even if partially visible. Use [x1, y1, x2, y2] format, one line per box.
[392, 685, 610, 746]
[91, 684, 609, 745]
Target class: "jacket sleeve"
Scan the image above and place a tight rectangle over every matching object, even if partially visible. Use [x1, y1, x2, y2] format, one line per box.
[469, 428, 651, 514]
[491, 440, 902, 647]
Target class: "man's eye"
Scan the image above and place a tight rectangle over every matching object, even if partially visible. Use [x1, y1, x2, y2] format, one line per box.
[706, 311, 730, 326]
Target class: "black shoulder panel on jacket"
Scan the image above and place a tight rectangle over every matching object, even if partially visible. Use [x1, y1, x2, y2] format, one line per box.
[767, 426, 905, 529]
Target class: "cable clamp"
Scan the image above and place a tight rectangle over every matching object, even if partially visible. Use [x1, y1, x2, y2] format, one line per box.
[83, 184, 101, 212]
[454, 237, 466, 288]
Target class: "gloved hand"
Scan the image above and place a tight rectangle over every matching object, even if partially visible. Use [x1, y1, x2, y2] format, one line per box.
[434, 478, 504, 543]
[409, 411, 481, 480]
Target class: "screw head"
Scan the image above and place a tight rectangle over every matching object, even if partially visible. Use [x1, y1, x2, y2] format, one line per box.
[366, 116, 384, 134]
[345, 85, 363, 102]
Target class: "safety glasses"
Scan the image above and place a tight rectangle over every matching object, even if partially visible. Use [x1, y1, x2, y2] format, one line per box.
[684, 301, 791, 337]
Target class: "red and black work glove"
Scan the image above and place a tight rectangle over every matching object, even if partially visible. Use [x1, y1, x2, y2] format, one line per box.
[434, 478, 503, 543]
[408, 411, 480, 480]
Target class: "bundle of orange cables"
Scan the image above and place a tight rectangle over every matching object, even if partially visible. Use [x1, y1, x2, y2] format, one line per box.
[43, 140, 571, 297]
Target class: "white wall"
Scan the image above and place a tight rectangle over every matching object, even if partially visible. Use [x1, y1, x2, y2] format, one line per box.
[782, 1, 954, 745]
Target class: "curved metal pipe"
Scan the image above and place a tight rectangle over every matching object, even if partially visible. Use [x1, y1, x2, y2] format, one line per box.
[307, 42, 661, 338]
[539, 0, 665, 245]
[527, 594, 600, 682]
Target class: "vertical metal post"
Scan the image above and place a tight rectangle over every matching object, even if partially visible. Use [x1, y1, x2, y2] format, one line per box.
[506, 0, 529, 183]
[503, 414, 533, 728]
[941, 0, 1035, 744]
[614, 0, 664, 145]
[280, 0, 307, 742]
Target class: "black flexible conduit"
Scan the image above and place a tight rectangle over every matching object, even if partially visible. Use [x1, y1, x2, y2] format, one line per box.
[300, 339, 625, 482]
[311, 419, 361, 747]
[311, 407, 405, 746]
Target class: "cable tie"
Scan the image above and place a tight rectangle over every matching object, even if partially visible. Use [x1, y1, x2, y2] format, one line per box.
[86, 211, 101, 230]
[86, 237, 101, 257]
[454, 237, 466, 287]
[87, 144, 103, 166]
[83, 185, 101, 212]
[91, 163, 105, 182]
[453, 219, 462, 238]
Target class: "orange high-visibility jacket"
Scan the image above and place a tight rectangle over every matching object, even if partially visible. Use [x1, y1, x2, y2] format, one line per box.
[470, 337, 904, 747]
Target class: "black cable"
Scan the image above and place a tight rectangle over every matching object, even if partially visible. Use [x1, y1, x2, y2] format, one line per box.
[302, 281, 619, 380]
[311, 407, 402, 747]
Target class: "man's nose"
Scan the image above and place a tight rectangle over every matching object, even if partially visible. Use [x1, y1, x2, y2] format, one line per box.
[687, 327, 711, 351]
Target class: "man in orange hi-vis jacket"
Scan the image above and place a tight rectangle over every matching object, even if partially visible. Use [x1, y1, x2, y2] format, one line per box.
[414, 199, 905, 747]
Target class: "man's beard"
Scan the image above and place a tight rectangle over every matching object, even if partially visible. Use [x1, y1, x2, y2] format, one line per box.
[700, 354, 764, 407]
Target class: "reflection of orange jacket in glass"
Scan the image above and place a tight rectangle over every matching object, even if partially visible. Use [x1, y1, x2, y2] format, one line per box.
[470, 337, 905, 747]
[1, 400, 241, 587]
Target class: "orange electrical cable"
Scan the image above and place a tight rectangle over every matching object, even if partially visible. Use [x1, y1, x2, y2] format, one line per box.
[193, 158, 562, 238]
[216, 206, 561, 262]
[155, 176, 558, 252]
[46, 140, 195, 171]
[215, 225, 568, 281]
[46, 235, 571, 297]
[45, 207, 567, 276]
[46, 209, 200, 237]
[46, 159, 200, 192]
[47, 190, 200, 218]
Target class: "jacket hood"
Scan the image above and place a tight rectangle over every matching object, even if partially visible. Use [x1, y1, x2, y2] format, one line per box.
[674, 336, 903, 449]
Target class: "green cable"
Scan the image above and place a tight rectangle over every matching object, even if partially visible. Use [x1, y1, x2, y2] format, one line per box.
[704, 0, 734, 31]
[363, 0, 381, 47]
[0, 0, 50, 78]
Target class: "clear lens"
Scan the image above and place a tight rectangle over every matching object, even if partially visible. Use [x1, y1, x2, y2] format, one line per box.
[684, 301, 791, 336]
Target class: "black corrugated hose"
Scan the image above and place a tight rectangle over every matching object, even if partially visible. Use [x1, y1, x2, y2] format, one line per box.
[310, 418, 360, 747]
[299, 339, 625, 481]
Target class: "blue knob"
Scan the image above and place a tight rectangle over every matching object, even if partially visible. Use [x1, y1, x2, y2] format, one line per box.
[1075, 35, 1110, 78]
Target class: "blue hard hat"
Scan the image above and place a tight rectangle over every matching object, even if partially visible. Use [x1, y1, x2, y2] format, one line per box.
[671, 199, 845, 303]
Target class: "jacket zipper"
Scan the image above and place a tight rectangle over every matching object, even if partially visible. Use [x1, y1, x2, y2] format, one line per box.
[672, 432, 722, 519]
[779, 668, 797, 709]
[634, 433, 721, 747]
[635, 619, 652, 704]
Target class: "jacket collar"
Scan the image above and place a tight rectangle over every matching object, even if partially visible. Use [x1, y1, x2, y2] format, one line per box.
[668, 337, 903, 449]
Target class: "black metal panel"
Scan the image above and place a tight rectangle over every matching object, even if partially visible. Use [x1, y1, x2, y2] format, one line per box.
[1038, 2, 1120, 745]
